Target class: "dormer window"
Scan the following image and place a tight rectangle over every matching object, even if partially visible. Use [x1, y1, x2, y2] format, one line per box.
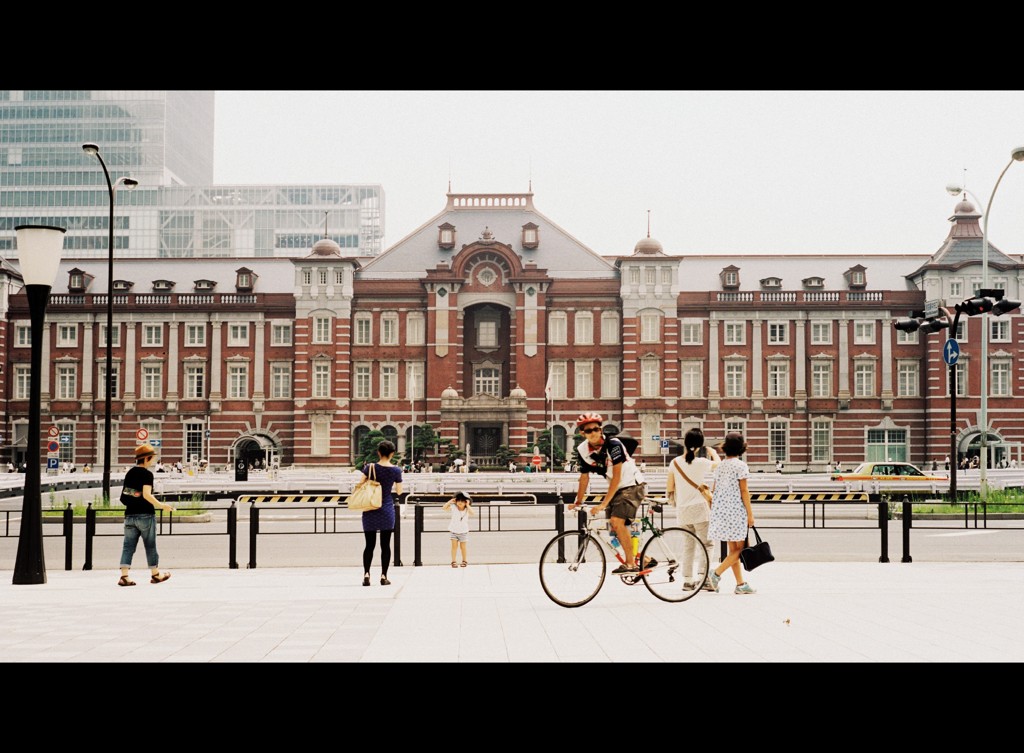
[721, 266, 740, 289]
[803, 276, 825, 288]
[438, 222, 456, 250]
[235, 267, 257, 292]
[112, 279, 133, 292]
[67, 267, 93, 293]
[760, 277, 782, 289]
[845, 265, 867, 289]
[521, 222, 539, 249]
[194, 279, 216, 292]
[153, 279, 175, 292]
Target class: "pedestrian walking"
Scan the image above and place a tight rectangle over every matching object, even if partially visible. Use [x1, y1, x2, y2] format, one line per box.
[707, 432, 757, 595]
[357, 440, 403, 587]
[117, 443, 175, 587]
[442, 492, 474, 567]
[665, 428, 719, 591]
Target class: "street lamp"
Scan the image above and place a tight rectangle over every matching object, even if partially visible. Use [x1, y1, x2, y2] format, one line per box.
[81, 143, 138, 505]
[947, 145, 1024, 498]
[12, 224, 66, 585]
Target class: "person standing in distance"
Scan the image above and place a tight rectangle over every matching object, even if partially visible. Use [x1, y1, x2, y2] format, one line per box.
[117, 443, 175, 586]
[357, 440, 403, 587]
[707, 432, 756, 595]
[568, 413, 652, 574]
[665, 427, 720, 591]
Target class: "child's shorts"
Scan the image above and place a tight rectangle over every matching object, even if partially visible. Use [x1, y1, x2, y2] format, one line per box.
[449, 532, 468, 542]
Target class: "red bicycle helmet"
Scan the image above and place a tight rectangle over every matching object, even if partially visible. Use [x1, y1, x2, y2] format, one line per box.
[575, 413, 604, 428]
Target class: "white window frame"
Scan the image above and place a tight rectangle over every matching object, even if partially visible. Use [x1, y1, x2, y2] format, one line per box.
[98, 363, 119, 400]
[680, 320, 702, 345]
[810, 321, 831, 345]
[100, 324, 120, 348]
[600, 312, 620, 345]
[57, 324, 78, 347]
[725, 362, 745, 397]
[474, 366, 501, 397]
[811, 361, 832, 398]
[185, 324, 206, 347]
[228, 323, 249, 346]
[548, 312, 567, 345]
[640, 357, 660, 397]
[812, 420, 832, 463]
[14, 364, 31, 399]
[767, 322, 788, 344]
[184, 364, 206, 399]
[681, 361, 703, 398]
[228, 363, 248, 399]
[142, 324, 163, 347]
[57, 363, 77, 400]
[990, 319, 1011, 343]
[313, 315, 332, 345]
[141, 363, 162, 399]
[548, 361, 567, 400]
[574, 312, 594, 346]
[854, 361, 875, 397]
[271, 323, 292, 346]
[724, 322, 745, 345]
[379, 362, 397, 399]
[854, 321, 875, 345]
[768, 420, 788, 462]
[313, 361, 332, 398]
[991, 359, 1012, 397]
[14, 324, 31, 348]
[574, 360, 593, 399]
[767, 361, 789, 397]
[406, 312, 425, 346]
[949, 279, 963, 299]
[270, 363, 292, 399]
[640, 312, 661, 343]
[600, 361, 619, 399]
[354, 314, 372, 346]
[381, 312, 399, 346]
[354, 363, 371, 400]
[896, 328, 918, 344]
[407, 362, 425, 400]
[897, 361, 918, 397]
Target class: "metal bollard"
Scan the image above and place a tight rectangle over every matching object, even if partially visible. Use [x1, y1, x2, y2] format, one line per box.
[227, 502, 238, 569]
[248, 504, 259, 568]
[393, 501, 403, 567]
[83, 503, 96, 570]
[63, 503, 73, 571]
[901, 495, 912, 563]
[877, 500, 889, 563]
[414, 504, 424, 566]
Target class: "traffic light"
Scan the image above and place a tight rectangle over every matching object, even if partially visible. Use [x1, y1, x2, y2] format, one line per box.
[893, 318, 921, 333]
[919, 318, 950, 334]
[993, 298, 1021, 316]
[957, 296, 995, 316]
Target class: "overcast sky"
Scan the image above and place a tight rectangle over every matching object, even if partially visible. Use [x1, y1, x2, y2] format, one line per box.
[212, 91, 1024, 257]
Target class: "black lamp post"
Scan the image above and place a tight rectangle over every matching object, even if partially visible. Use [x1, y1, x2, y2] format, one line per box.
[12, 224, 66, 585]
[81, 144, 137, 505]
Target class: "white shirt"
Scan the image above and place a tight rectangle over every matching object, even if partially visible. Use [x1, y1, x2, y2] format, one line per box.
[670, 455, 715, 525]
[448, 505, 470, 534]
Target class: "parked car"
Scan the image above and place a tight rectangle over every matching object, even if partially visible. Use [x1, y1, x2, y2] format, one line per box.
[831, 462, 948, 482]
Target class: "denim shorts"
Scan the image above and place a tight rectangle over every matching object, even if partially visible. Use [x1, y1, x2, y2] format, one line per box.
[449, 532, 468, 542]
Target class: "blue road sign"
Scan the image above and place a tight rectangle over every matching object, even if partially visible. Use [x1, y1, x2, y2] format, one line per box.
[943, 339, 961, 366]
[59, 434, 71, 443]
[47, 457, 59, 470]
[652, 435, 660, 441]
[660, 439, 669, 449]
[150, 439, 162, 447]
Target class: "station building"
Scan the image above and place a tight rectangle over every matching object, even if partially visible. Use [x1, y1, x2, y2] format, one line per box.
[1, 191, 1021, 471]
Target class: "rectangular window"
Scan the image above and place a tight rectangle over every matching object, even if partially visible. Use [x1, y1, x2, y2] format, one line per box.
[897, 362, 918, 397]
[354, 316, 371, 345]
[810, 322, 831, 344]
[14, 364, 30, 399]
[896, 329, 918, 344]
[301, 269, 312, 286]
[574, 313, 593, 345]
[354, 363, 371, 399]
[15, 324, 30, 348]
[681, 361, 702, 398]
[380, 363, 397, 399]
[640, 359, 660, 397]
[143, 324, 163, 347]
[645, 267, 656, 285]
[228, 323, 249, 346]
[724, 322, 745, 345]
[812, 421, 832, 463]
[57, 364, 77, 400]
[574, 361, 593, 399]
[406, 313, 425, 345]
[949, 361, 967, 398]
[680, 321, 702, 345]
[991, 320, 1010, 342]
[811, 362, 831, 398]
[271, 323, 292, 346]
[725, 419, 745, 435]
[335, 270, 344, 285]
[854, 362, 875, 397]
[474, 367, 500, 397]
[854, 321, 875, 344]
[318, 269, 328, 286]
[725, 363, 745, 397]
[548, 313, 567, 345]
[640, 313, 660, 343]
[271, 363, 292, 398]
[312, 422, 330, 456]
[185, 324, 206, 346]
[184, 422, 205, 464]
[955, 320, 967, 341]
[866, 428, 908, 463]
[767, 322, 788, 344]
[660, 267, 672, 285]
[600, 361, 619, 399]
[767, 362, 789, 397]
[600, 313, 619, 345]
[381, 314, 399, 346]
[549, 362, 567, 399]
[185, 364, 206, 399]
[407, 362, 425, 400]
[313, 316, 332, 344]
[142, 363, 162, 399]
[57, 324, 77, 347]
[313, 362, 331, 398]
[629, 267, 640, 284]
[98, 363, 119, 400]
[100, 324, 120, 348]
[991, 361, 1011, 397]
[57, 422, 74, 464]
[768, 421, 788, 462]
[477, 319, 497, 348]
[228, 364, 248, 399]
[949, 280, 963, 298]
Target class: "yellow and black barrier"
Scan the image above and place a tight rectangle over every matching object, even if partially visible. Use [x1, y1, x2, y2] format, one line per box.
[238, 494, 345, 505]
[750, 492, 870, 503]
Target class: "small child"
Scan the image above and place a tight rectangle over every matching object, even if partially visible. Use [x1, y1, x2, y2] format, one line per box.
[442, 491, 474, 568]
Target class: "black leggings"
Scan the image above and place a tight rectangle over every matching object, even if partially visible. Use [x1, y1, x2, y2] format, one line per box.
[363, 529, 392, 575]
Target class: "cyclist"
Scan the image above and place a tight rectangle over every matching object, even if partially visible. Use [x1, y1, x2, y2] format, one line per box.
[568, 413, 653, 574]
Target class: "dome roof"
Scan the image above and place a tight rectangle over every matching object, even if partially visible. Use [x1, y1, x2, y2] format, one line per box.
[954, 199, 978, 215]
[310, 237, 343, 256]
[634, 236, 663, 255]
[509, 384, 527, 399]
[441, 385, 458, 399]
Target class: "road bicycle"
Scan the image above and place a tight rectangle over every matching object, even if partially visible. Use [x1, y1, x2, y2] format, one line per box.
[539, 497, 710, 607]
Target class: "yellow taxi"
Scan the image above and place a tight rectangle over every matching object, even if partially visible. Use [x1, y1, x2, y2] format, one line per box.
[831, 462, 948, 482]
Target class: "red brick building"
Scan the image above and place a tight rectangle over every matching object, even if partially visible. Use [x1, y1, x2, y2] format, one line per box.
[2, 192, 1021, 471]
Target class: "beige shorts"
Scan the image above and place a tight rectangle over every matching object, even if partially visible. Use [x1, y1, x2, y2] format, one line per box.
[606, 483, 646, 523]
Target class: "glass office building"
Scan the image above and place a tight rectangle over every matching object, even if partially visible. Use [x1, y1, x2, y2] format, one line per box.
[0, 90, 383, 258]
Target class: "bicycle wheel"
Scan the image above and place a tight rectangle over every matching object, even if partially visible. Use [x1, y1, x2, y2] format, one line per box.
[539, 531, 607, 608]
[640, 526, 709, 603]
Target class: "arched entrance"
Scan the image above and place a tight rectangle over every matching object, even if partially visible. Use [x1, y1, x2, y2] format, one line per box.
[233, 434, 278, 470]
[959, 430, 1003, 469]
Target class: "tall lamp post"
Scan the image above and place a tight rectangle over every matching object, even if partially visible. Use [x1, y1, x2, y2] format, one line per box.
[12, 225, 66, 585]
[81, 144, 137, 505]
[947, 146, 1024, 499]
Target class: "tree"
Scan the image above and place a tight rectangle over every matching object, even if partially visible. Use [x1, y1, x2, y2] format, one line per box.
[536, 429, 566, 465]
[494, 444, 520, 467]
[354, 429, 387, 468]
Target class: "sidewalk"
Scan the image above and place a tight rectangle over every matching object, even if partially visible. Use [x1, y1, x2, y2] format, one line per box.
[1, 562, 1022, 662]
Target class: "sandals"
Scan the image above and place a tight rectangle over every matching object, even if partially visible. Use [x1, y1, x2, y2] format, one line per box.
[461, 561, 468, 568]
[117, 575, 136, 587]
[150, 572, 171, 584]
[451, 562, 458, 568]
[380, 575, 391, 586]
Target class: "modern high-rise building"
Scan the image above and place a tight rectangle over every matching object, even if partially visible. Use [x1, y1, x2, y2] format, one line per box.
[0, 90, 384, 259]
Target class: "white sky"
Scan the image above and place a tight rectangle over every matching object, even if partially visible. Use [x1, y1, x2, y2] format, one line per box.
[212, 91, 1024, 257]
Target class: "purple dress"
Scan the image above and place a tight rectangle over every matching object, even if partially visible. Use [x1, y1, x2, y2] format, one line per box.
[360, 462, 402, 532]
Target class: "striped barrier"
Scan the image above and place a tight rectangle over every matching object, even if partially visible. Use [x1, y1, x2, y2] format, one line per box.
[750, 492, 870, 503]
[238, 494, 346, 505]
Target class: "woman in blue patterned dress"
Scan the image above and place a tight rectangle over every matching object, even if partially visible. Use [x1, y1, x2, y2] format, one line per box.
[707, 432, 757, 595]
[358, 440, 403, 587]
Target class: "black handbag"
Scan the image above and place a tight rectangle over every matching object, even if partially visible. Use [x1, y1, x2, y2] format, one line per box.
[739, 527, 774, 570]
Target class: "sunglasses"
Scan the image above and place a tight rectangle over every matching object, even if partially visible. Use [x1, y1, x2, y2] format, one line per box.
[582, 427, 602, 434]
